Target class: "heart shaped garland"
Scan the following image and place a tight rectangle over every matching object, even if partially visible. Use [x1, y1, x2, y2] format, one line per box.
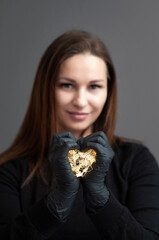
[68, 149, 96, 177]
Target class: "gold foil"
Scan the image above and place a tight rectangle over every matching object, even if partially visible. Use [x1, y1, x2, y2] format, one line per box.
[68, 149, 96, 177]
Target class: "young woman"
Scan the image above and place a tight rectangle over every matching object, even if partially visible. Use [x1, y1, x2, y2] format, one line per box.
[0, 30, 159, 240]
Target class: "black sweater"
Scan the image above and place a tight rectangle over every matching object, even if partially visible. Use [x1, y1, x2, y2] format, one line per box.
[0, 141, 159, 239]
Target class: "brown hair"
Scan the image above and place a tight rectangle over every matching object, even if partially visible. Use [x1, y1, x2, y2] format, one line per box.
[0, 30, 120, 186]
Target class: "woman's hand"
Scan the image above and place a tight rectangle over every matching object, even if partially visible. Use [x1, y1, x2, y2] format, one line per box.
[46, 132, 80, 222]
[77, 131, 114, 212]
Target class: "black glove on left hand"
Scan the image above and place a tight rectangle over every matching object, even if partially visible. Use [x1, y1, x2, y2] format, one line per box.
[78, 131, 114, 212]
[46, 132, 80, 222]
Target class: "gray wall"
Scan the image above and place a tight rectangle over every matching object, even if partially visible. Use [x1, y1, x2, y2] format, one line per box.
[0, 0, 159, 162]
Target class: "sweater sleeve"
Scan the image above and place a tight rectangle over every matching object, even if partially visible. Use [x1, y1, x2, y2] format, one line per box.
[0, 159, 61, 239]
[87, 144, 159, 239]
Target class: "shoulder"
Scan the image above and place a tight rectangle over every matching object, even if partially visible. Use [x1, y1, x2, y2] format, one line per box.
[114, 137, 159, 178]
[0, 158, 28, 191]
[115, 137, 156, 162]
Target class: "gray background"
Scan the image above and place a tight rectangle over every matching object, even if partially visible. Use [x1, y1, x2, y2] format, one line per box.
[0, 0, 159, 162]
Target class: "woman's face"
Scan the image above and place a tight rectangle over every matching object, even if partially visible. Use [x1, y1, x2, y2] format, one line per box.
[55, 53, 108, 138]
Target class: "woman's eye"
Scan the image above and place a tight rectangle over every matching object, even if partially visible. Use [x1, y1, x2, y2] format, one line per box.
[89, 85, 101, 90]
[61, 83, 72, 89]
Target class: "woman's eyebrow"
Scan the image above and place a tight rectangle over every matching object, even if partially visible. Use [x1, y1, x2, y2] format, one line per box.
[58, 77, 75, 82]
[89, 79, 106, 83]
[58, 77, 105, 83]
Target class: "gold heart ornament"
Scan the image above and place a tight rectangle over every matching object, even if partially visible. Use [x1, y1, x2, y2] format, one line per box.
[68, 149, 96, 177]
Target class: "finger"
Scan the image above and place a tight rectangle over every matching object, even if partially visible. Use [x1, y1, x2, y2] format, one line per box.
[84, 142, 103, 154]
[78, 135, 107, 150]
[53, 141, 79, 155]
[52, 132, 76, 141]
[83, 131, 108, 143]
[55, 137, 79, 150]
[59, 137, 76, 143]
[77, 137, 84, 149]
[85, 136, 106, 148]
[66, 142, 80, 150]
[84, 141, 114, 160]
[50, 132, 77, 148]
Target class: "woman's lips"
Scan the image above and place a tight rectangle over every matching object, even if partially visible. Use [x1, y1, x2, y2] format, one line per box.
[67, 112, 89, 120]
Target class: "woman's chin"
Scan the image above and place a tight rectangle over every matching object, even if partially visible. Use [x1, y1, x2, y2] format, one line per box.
[68, 127, 92, 138]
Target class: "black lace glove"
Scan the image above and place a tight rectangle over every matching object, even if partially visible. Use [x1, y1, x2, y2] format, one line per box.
[78, 131, 114, 212]
[45, 132, 80, 222]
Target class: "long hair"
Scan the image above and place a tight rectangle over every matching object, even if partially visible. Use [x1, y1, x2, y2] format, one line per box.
[0, 30, 119, 186]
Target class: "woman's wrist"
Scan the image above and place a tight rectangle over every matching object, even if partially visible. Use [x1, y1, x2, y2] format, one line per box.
[84, 186, 110, 212]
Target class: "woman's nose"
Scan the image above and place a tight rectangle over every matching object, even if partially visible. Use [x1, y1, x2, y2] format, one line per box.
[72, 89, 88, 108]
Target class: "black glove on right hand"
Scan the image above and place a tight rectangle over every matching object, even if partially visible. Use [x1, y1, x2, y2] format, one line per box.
[46, 132, 80, 222]
[78, 131, 114, 212]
